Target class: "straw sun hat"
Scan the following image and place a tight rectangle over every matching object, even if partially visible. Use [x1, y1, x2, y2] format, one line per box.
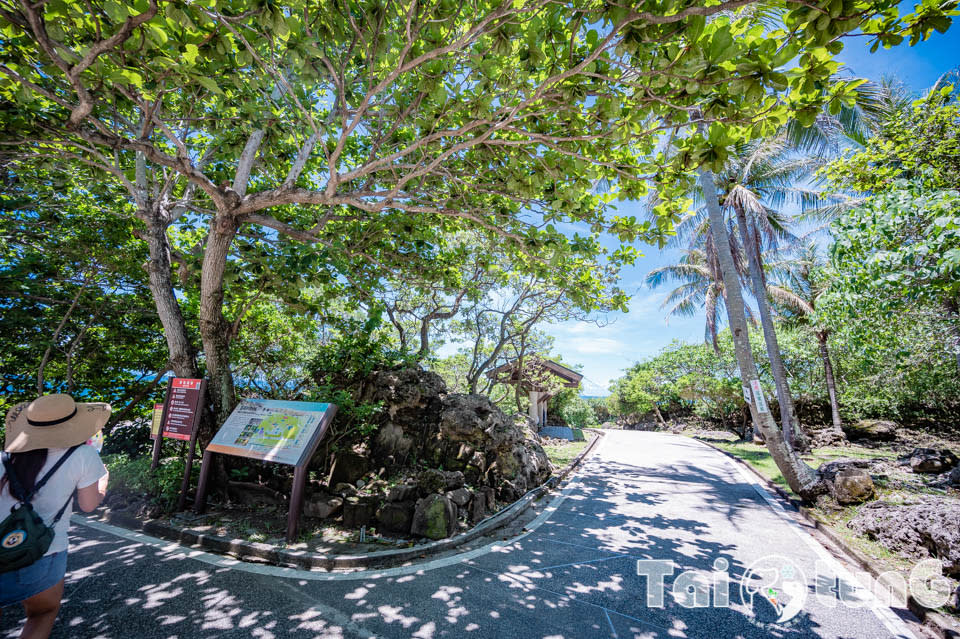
[4, 394, 111, 453]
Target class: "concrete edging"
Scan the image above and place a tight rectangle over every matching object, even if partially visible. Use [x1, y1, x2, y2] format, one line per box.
[82, 430, 604, 572]
[697, 438, 960, 639]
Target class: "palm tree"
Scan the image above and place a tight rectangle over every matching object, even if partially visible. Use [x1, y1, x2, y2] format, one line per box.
[670, 134, 838, 447]
[698, 166, 824, 498]
[645, 248, 755, 351]
[766, 244, 845, 442]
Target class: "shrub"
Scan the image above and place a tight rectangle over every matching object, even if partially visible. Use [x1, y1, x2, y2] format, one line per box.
[103, 419, 152, 457]
[559, 396, 599, 429]
[102, 453, 197, 511]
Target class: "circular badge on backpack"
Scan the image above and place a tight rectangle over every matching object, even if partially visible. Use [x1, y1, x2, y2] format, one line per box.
[2, 530, 26, 548]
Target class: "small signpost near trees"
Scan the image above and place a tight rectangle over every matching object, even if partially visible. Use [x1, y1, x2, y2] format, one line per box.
[150, 377, 207, 510]
[194, 399, 337, 542]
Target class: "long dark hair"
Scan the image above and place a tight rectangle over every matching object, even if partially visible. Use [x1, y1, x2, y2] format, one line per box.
[1, 449, 49, 500]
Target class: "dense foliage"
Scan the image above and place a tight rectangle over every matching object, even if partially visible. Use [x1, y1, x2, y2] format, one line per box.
[1, 1, 957, 503]
[612, 317, 960, 431]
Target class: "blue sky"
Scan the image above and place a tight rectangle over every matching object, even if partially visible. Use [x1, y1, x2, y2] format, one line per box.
[549, 24, 960, 396]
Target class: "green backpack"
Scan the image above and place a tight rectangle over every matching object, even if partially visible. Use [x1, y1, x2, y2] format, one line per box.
[0, 445, 79, 573]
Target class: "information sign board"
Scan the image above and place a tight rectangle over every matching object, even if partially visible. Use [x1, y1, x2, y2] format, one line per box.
[196, 399, 337, 541]
[205, 399, 334, 466]
[162, 378, 204, 440]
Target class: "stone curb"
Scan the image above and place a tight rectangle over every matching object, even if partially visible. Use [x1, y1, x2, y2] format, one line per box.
[697, 438, 960, 639]
[82, 430, 604, 572]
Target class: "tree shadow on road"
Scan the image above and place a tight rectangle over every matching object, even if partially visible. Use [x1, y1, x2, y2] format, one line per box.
[1, 438, 887, 639]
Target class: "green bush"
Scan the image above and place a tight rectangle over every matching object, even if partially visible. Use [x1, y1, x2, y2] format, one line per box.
[102, 453, 196, 510]
[103, 453, 154, 495]
[559, 396, 599, 429]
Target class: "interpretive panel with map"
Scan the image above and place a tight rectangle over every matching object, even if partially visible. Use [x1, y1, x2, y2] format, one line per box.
[206, 399, 336, 466]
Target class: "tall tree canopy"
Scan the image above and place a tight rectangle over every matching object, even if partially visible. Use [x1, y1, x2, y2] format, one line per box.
[0, 0, 954, 437]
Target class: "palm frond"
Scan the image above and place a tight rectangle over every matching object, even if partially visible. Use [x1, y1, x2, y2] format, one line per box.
[767, 284, 814, 316]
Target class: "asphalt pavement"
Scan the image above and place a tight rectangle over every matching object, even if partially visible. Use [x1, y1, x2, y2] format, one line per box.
[1, 431, 924, 638]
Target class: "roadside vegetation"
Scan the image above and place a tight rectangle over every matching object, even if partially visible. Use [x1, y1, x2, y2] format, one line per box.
[541, 437, 592, 469]
[0, 0, 956, 609]
[604, 76, 960, 614]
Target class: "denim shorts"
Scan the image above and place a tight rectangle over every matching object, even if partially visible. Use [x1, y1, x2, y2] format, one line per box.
[0, 551, 67, 607]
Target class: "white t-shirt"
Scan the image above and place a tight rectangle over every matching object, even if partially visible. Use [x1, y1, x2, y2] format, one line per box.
[1, 445, 108, 555]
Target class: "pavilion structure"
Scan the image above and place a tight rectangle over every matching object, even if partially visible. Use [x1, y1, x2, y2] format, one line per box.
[486, 357, 583, 427]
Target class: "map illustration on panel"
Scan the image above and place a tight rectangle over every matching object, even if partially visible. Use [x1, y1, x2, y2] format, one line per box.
[207, 399, 334, 465]
[234, 413, 306, 448]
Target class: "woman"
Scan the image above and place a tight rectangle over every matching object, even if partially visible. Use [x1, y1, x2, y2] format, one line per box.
[1, 394, 110, 639]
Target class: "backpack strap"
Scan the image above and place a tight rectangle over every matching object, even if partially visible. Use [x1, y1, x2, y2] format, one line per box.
[2, 445, 81, 505]
[30, 445, 81, 501]
[50, 489, 77, 526]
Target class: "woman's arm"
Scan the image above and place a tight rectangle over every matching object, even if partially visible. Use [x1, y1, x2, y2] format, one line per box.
[76, 471, 109, 512]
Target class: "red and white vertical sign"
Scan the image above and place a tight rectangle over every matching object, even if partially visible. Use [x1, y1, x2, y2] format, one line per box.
[161, 378, 203, 440]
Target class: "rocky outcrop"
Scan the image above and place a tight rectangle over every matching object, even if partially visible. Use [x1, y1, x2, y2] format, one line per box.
[362, 368, 447, 465]
[446, 487, 473, 508]
[415, 469, 465, 495]
[385, 483, 418, 503]
[376, 501, 415, 535]
[411, 494, 457, 540]
[831, 469, 875, 504]
[898, 448, 960, 474]
[803, 423, 848, 448]
[843, 419, 898, 442]
[848, 501, 960, 577]
[439, 394, 525, 451]
[303, 492, 343, 519]
[342, 496, 378, 528]
[819, 458, 874, 483]
[227, 481, 285, 507]
[327, 451, 369, 486]
[949, 465, 960, 487]
[341, 367, 554, 538]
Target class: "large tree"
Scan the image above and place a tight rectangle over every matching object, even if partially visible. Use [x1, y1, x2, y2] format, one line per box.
[0, 164, 170, 423]
[822, 87, 960, 370]
[2, 0, 945, 428]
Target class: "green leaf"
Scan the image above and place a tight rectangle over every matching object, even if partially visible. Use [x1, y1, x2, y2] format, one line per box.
[194, 75, 223, 95]
[183, 43, 199, 66]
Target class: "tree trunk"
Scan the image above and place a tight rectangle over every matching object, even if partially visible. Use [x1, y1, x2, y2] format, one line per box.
[732, 204, 799, 448]
[817, 330, 844, 437]
[198, 213, 239, 429]
[143, 210, 199, 379]
[652, 403, 667, 428]
[699, 168, 825, 501]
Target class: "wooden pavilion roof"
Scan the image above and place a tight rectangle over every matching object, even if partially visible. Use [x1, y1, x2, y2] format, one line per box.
[486, 358, 583, 390]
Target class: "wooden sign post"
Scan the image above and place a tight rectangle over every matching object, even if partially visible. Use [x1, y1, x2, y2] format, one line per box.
[149, 377, 207, 511]
[194, 399, 337, 542]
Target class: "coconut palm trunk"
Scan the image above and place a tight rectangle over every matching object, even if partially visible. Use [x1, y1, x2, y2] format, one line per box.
[732, 204, 800, 449]
[698, 168, 825, 501]
[817, 330, 844, 434]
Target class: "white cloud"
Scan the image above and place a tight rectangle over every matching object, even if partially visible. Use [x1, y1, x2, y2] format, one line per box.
[568, 337, 627, 355]
[580, 378, 612, 396]
[550, 321, 598, 336]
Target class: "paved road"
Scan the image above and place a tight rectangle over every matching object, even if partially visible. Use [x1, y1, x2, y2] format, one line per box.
[2, 431, 922, 638]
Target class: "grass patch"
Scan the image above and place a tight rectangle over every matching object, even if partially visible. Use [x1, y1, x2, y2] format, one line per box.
[713, 442, 794, 493]
[712, 438, 959, 619]
[710, 441, 896, 497]
[543, 440, 589, 468]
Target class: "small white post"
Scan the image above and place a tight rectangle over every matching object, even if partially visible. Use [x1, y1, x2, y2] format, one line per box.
[529, 390, 539, 424]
